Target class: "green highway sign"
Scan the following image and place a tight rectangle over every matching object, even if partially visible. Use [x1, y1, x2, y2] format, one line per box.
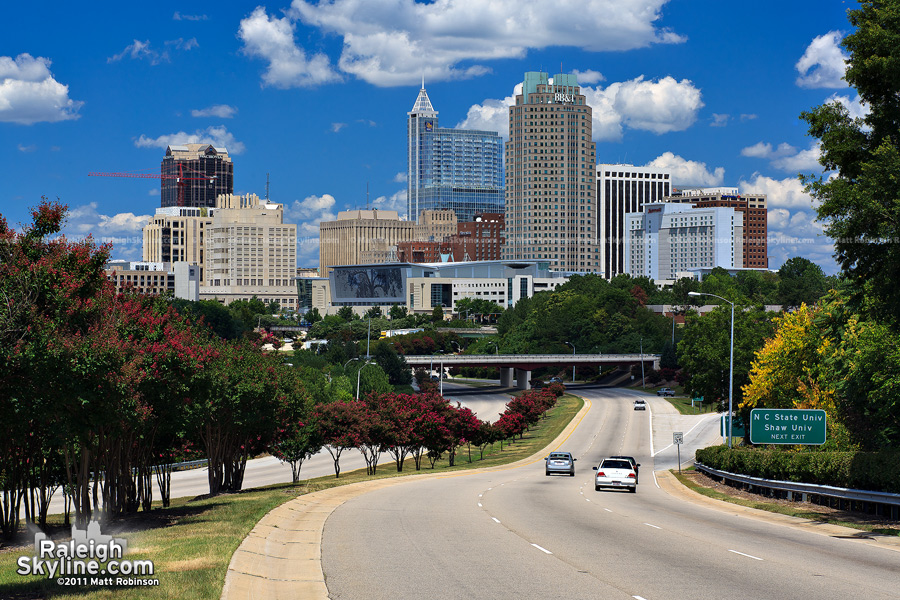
[720, 414, 746, 438]
[750, 409, 827, 445]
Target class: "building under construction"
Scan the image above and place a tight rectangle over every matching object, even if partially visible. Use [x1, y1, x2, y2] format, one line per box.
[160, 144, 233, 208]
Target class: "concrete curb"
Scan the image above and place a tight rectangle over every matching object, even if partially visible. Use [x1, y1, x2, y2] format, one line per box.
[220, 396, 591, 600]
[656, 470, 900, 553]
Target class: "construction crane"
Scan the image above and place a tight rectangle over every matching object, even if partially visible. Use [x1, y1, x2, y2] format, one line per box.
[89, 163, 217, 207]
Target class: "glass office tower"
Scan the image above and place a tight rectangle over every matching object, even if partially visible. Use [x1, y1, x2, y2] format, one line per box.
[407, 85, 504, 223]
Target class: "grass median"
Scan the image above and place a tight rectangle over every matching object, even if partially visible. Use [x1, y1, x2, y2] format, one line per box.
[0, 393, 583, 600]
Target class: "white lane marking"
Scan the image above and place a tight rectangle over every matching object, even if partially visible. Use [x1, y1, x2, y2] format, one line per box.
[478, 503, 482, 507]
[643, 523, 661, 529]
[634, 596, 649, 600]
[586, 498, 591, 502]
[604, 508, 613, 513]
[653, 471, 660, 489]
[478, 494, 483, 498]
[492, 517, 501, 524]
[647, 402, 654, 456]
[532, 543, 553, 555]
[652, 413, 717, 457]
[729, 549, 763, 561]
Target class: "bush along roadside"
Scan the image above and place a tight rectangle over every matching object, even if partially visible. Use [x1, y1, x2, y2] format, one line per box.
[695, 446, 900, 494]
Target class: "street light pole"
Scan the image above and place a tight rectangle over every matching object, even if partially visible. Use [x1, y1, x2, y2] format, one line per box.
[689, 291, 735, 448]
[565, 341, 575, 383]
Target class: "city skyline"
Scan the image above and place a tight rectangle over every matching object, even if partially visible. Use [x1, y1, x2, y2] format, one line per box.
[2, 1, 853, 274]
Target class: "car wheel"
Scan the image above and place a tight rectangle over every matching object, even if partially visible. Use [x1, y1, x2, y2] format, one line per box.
[595, 485, 601, 491]
[569, 471, 575, 477]
[545, 471, 550, 476]
[630, 486, 637, 493]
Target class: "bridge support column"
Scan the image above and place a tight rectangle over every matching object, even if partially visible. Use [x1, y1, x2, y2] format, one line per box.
[500, 367, 513, 388]
[515, 369, 531, 390]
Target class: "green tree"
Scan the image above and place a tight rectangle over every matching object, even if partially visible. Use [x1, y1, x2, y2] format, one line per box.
[777, 257, 828, 308]
[801, 1, 900, 318]
[432, 304, 444, 323]
[389, 305, 409, 320]
[304, 307, 322, 324]
[337, 305, 355, 322]
[677, 305, 776, 413]
[366, 306, 384, 319]
[372, 340, 412, 385]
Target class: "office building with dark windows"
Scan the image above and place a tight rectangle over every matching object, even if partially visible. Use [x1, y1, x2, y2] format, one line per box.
[407, 85, 504, 223]
[597, 164, 672, 279]
[161, 144, 233, 209]
[503, 71, 599, 272]
[664, 187, 768, 269]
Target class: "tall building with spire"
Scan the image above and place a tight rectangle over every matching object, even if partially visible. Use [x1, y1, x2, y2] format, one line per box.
[503, 71, 599, 272]
[407, 83, 504, 223]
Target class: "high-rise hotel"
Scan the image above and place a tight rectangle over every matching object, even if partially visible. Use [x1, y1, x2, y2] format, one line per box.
[407, 84, 504, 223]
[503, 72, 599, 271]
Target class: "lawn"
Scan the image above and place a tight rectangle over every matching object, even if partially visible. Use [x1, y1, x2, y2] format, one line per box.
[0, 394, 582, 600]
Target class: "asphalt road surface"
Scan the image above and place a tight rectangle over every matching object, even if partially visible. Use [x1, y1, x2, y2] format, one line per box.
[322, 387, 900, 600]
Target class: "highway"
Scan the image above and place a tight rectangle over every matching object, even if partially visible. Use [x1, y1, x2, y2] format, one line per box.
[321, 387, 900, 600]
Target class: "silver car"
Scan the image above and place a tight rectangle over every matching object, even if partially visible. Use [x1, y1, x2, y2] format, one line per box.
[593, 458, 637, 492]
[544, 452, 576, 476]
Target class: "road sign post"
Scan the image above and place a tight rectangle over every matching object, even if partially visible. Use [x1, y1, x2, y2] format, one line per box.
[749, 409, 827, 445]
[673, 432, 683, 473]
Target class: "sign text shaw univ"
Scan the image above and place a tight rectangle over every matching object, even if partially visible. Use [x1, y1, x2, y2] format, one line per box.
[749, 409, 827, 445]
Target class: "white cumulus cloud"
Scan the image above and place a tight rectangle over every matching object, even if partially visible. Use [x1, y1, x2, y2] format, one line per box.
[710, 113, 729, 127]
[739, 174, 816, 210]
[572, 69, 605, 84]
[796, 31, 848, 89]
[191, 104, 237, 118]
[238, 6, 342, 88]
[134, 125, 246, 154]
[458, 76, 702, 142]
[741, 141, 821, 172]
[284, 193, 341, 266]
[825, 92, 868, 120]
[61, 202, 151, 260]
[372, 190, 408, 220]
[281, 0, 683, 87]
[0, 54, 83, 125]
[645, 152, 724, 187]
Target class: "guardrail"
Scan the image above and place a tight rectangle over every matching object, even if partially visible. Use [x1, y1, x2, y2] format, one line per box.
[165, 459, 208, 472]
[694, 462, 900, 520]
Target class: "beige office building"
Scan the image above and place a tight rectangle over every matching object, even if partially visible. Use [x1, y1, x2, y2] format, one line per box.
[504, 71, 599, 271]
[200, 193, 297, 308]
[143, 206, 213, 281]
[319, 209, 457, 277]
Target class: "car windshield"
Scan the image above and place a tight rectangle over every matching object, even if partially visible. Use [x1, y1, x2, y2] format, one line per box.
[549, 454, 570, 461]
[601, 460, 632, 469]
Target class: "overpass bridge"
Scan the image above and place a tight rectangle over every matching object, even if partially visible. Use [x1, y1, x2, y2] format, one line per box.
[403, 353, 660, 390]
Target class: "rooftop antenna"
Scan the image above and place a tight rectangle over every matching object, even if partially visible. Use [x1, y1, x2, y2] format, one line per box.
[265, 173, 270, 200]
[422, 73, 425, 89]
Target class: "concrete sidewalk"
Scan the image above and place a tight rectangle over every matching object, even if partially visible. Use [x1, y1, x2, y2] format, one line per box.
[220, 398, 593, 600]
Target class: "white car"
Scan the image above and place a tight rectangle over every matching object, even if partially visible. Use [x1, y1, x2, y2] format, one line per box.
[593, 458, 637, 492]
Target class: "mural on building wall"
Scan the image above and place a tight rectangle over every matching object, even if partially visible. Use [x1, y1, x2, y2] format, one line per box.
[333, 267, 404, 301]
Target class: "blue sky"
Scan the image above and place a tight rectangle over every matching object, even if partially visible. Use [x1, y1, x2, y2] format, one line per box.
[1, 1, 859, 273]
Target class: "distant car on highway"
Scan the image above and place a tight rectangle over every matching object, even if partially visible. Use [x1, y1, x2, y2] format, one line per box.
[609, 455, 640, 484]
[633, 399, 646, 410]
[657, 387, 676, 397]
[550, 376, 563, 383]
[544, 452, 576, 476]
[593, 458, 637, 492]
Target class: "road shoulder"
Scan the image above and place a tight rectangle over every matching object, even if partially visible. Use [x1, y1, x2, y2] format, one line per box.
[656, 470, 900, 553]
